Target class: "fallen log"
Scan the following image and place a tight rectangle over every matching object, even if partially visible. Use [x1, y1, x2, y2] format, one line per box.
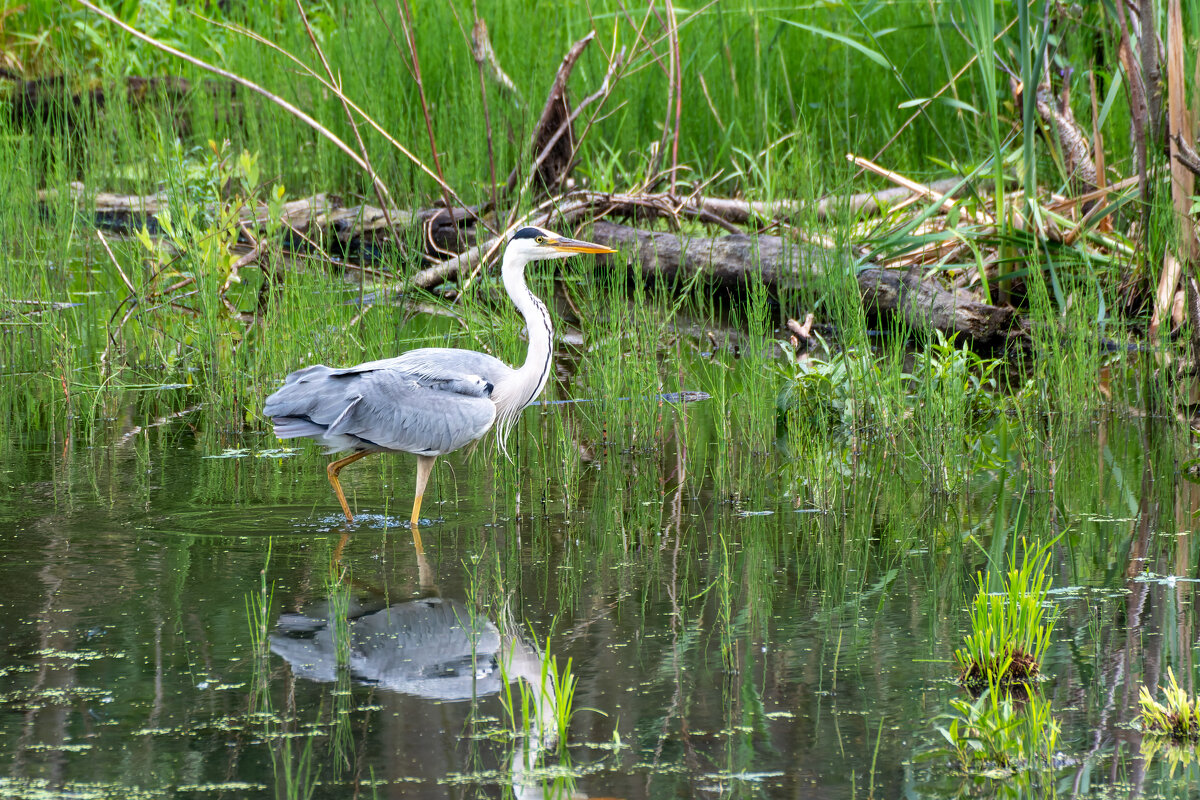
[587, 221, 1014, 340]
[39, 183, 478, 255]
[42, 181, 970, 263]
[693, 177, 969, 225]
[44, 184, 1014, 339]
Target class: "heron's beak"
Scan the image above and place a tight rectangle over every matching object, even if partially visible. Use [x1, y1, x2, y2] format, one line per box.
[547, 236, 616, 255]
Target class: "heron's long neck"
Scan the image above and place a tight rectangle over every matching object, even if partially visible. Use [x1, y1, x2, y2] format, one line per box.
[500, 252, 553, 410]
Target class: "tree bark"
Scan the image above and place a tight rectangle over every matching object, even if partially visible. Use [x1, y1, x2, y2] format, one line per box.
[587, 221, 1014, 340]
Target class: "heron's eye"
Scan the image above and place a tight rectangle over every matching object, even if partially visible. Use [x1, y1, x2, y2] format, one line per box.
[535, 236, 546, 244]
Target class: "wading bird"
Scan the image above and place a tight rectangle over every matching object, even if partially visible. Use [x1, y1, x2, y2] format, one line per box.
[263, 226, 615, 539]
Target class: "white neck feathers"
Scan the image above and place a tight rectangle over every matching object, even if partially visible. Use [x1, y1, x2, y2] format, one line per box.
[492, 246, 554, 452]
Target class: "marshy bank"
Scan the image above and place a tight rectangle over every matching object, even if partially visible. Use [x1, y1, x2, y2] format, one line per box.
[2, 1, 1199, 798]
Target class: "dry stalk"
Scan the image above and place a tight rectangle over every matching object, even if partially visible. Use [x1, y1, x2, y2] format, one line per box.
[471, 15, 501, 214]
[865, 14, 1020, 169]
[849, 154, 993, 226]
[1163, 0, 1200, 355]
[664, 0, 683, 192]
[395, 0, 451, 210]
[1114, 0, 1150, 262]
[505, 31, 596, 196]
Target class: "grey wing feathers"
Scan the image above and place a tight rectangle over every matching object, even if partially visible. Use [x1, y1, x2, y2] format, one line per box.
[329, 349, 514, 386]
[264, 349, 508, 456]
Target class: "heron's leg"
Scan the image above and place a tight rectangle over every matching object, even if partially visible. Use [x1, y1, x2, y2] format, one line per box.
[327, 450, 372, 522]
[411, 455, 437, 529]
[332, 530, 351, 563]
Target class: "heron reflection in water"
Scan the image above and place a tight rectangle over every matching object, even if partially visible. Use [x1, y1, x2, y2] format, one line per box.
[263, 226, 615, 544]
[270, 593, 560, 743]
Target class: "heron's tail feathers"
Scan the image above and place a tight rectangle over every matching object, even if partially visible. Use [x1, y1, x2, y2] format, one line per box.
[270, 416, 327, 440]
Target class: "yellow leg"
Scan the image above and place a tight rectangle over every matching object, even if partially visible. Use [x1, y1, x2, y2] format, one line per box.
[327, 450, 372, 522]
[410, 493, 425, 528]
[332, 529, 351, 563]
[411, 455, 437, 530]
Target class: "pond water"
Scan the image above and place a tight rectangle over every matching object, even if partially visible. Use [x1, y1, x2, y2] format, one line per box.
[1, 336, 1198, 799]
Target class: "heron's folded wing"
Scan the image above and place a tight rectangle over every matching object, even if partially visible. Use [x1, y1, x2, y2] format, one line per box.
[265, 353, 503, 455]
[328, 348, 515, 386]
[347, 369, 497, 454]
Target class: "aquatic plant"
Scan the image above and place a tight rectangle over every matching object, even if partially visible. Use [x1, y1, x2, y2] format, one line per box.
[773, 338, 898, 438]
[497, 630, 581, 756]
[954, 539, 1057, 690]
[1139, 667, 1200, 743]
[1140, 734, 1200, 779]
[932, 685, 1061, 776]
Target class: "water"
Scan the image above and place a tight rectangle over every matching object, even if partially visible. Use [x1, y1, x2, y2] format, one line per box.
[1, 351, 1198, 799]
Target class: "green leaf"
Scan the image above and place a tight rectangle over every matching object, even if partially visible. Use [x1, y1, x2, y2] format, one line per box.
[898, 96, 980, 115]
[775, 18, 888, 68]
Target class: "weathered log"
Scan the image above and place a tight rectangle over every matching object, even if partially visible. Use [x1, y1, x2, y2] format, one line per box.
[856, 267, 1014, 340]
[587, 220, 837, 286]
[693, 177, 969, 225]
[44, 181, 969, 265]
[587, 221, 1013, 340]
[1013, 81, 1098, 198]
[45, 185, 1011, 338]
[39, 183, 477, 256]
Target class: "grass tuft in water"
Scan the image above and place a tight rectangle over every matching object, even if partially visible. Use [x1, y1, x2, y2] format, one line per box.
[954, 538, 1057, 690]
[1139, 667, 1200, 743]
[931, 683, 1061, 778]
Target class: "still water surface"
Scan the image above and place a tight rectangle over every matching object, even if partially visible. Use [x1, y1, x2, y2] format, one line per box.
[0, 382, 1197, 798]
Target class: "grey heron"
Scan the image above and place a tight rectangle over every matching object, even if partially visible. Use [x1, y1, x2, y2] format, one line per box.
[263, 225, 615, 535]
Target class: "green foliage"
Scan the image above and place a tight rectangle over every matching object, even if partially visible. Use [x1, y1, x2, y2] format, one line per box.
[1140, 668, 1200, 743]
[910, 330, 1003, 426]
[774, 330, 1010, 487]
[955, 539, 1057, 689]
[932, 685, 1061, 777]
[1, 0, 317, 77]
[773, 337, 903, 438]
[1141, 735, 1200, 780]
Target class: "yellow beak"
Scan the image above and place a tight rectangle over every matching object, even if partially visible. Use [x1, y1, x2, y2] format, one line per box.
[547, 236, 616, 255]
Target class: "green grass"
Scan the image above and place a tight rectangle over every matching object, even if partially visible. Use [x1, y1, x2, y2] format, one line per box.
[954, 538, 1057, 690]
[1, 0, 1190, 438]
[1141, 668, 1200, 743]
[2, 7, 1200, 794]
[932, 683, 1061, 778]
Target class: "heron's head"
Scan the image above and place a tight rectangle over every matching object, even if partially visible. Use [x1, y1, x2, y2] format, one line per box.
[505, 225, 616, 264]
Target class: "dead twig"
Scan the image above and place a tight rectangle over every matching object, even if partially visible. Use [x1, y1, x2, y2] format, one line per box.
[395, 0, 451, 210]
[295, 0, 397, 239]
[184, 7, 484, 229]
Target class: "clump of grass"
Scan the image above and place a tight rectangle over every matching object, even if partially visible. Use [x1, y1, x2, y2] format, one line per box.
[932, 685, 1060, 775]
[954, 539, 1057, 690]
[1139, 668, 1200, 743]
